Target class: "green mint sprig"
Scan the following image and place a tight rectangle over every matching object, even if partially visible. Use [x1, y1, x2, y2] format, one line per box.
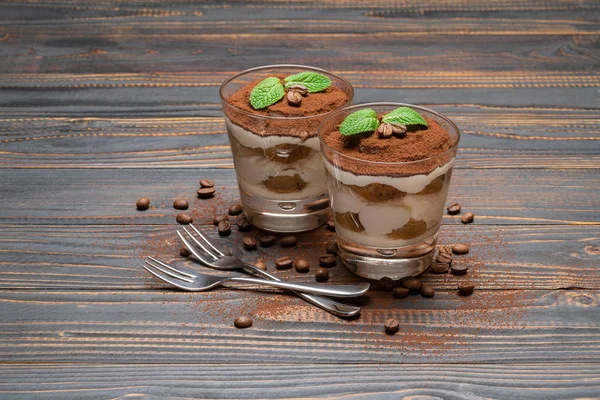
[381, 107, 428, 127]
[249, 77, 285, 109]
[339, 108, 380, 136]
[284, 72, 331, 93]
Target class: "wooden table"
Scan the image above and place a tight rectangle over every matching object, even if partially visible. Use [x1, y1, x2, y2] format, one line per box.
[1, 1, 599, 398]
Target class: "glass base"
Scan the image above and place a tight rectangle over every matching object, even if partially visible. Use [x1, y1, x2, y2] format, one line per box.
[240, 190, 331, 233]
[338, 235, 436, 280]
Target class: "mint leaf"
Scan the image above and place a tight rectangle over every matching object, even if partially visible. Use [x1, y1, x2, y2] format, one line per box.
[382, 107, 428, 127]
[339, 108, 380, 136]
[284, 72, 331, 93]
[250, 77, 285, 109]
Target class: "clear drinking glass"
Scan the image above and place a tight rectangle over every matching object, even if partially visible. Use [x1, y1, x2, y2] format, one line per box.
[220, 65, 354, 232]
[318, 103, 460, 279]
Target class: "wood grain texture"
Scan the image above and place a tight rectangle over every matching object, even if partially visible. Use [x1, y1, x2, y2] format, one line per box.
[1, 363, 600, 399]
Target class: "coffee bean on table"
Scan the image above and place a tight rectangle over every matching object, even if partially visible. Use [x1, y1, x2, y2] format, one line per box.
[393, 287, 410, 299]
[420, 284, 435, 298]
[136, 197, 150, 210]
[180, 246, 191, 257]
[438, 245, 452, 256]
[197, 187, 216, 199]
[318, 254, 337, 267]
[258, 235, 277, 247]
[379, 277, 395, 291]
[199, 179, 214, 188]
[228, 204, 243, 216]
[402, 278, 422, 294]
[217, 220, 231, 236]
[275, 256, 294, 270]
[294, 258, 310, 273]
[436, 253, 453, 264]
[173, 199, 189, 210]
[242, 236, 257, 250]
[236, 215, 252, 232]
[430, 262, 450, 274]
[234, 315, 252, 329]
[315, 268, 329, 282]
[447, 203, 462, 215]
[176, 213, 193, 224]
[280, 235, 298, 248]
[326, 240, 339, 255]
[325, 219, 336, 231]
[461, 212, 475, 224]
[254, 261, 267, 271]
[213, 214, 228, 226]
[452, 243, 469, 255]
[384, 318, 400, 335]
[458, 283, 475, 296]
[451, 264, 469, 276]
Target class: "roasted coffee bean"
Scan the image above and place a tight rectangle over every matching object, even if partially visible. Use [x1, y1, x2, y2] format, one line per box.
[461, 212, 475, 224]
[242, 236, 257, 250]
[275, 256, 294, 270]
[304, 198, 329, 211]
[430, 262, 450, 274]
[254, 261, 267, 271]
[325, 219, 336, 231]
[176, 213, 193, 224]
[458, 283, 475, 296]
[384, 318, 400, 335]
[447, 203, 462, 215]
[234, 315, 252, 329]
[451, 264, 469, 276]
[199, 179, 214, 188]
[402, 278, 422, 294]
[236, 216, 252, 232]
[228, 204, 243, 216]
[452, 243, 469, 255]
[217, 220, 231, 236]
[180, 246, 191, 257]
[420, 284, 435, 298]
[438, 245, 453, 256]
[393, 287, 410, 299]
[288, 84, 308, 96]
[136, 197, 150, 210]
[294, 258, 310, 273]
[213, 214, 228, 226]
[197, 187, 216, 199]
[391, 123, 407, 137]
[318, 254, 337, 267]
[326, 240, 339, 255]
[377, 123, 394, 139]
[173, 199, 189, 210]
[315, 268, 329, 282]
[280, 235, 298, 248]
[287, 90, 302, 106]
[258, 235, 277, 247]
[379, 277, 395, 292]
[436, 253, 453, 264]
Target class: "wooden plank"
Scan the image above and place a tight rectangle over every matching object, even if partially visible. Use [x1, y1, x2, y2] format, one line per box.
[0, 224, 599, 290]
[0, 288, 599, 363]
[1, 363, 600, 399]
[0, 168, 598, 225]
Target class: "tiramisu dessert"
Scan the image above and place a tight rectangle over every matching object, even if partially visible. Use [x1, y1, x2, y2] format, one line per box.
[220, 65, 353, 232]
[318, 103, 460, 279]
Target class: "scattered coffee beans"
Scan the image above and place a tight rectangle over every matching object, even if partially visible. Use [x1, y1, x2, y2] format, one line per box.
[287, 90, 302, 107]
[258, 235, 277, 247]
[315, 268, 329, 282]
[325, 219, 336, 231]
[236, 216, 252, 232]
[436, 253, 453, 265]
[242, 236, 257, 250]
[197, 187, 216, 199]
[136, 197, 150, 210]
[438, 245, 452, 256]
[176, 213, 193, 224]
[228, 204, 243, 216]
[461, 212, 474, 224]
[326, 240, 339, 255]
[420, 284, 435, 298]
[213, 214, 228, 226]
[452, 243, 469, 255]
[403, 278, 422, 294]
[384, 318, 400, 335]
[379, 277, 395, 292]
[393, 287, 410, 299]
[294, 258, 310, 273]
[430, 262, 450, 274]
[447, 203, 462, 215]
[280, 235, 298, 248]
[458, 283, 475, 296]
[180, 246, 191, 257]
[318, 254, 337, 267]
[173, 199, 189, 210]
[199, 179, 214, 188]
[275, 256, 294, 270]
[234, 315, 252, 329]
[451, 264, 468, 276]
[217, 220, 231, 236]
[254, 261, 267, 271]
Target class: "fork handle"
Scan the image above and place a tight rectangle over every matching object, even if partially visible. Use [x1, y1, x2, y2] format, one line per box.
[225, 276, 369, 298]
[242, 265, 361, 318]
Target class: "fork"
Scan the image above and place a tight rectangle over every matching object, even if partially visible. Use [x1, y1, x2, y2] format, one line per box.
[177, 224, 365, 317]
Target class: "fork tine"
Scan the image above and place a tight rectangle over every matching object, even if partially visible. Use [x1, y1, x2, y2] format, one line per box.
[177, 231, 221, 266]
[189, 223, 226, 257]
[181, 226, 219, 260]
[143, 265, 193, 290]
[148, 256, 195, 278]
[145, 259, 194, 283]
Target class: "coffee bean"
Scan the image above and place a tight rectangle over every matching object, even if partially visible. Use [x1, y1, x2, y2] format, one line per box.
[451, 264, 468, 276]
[461, 212, 474, 224]
[176, 213, 193, 224]
[384, 318, 400, 335]
[304, 198, 329, 211]
[458, 283, 475, 296]
[315, 268, 329, 282]
[236, 216, 252, 232]
[234, 315, 252, 329]
[391, 123, 407, 137]
[430, 262, 450, 274]
[136, 197, 150, 210]
[213, 214, 228, 226]
[447, 203, 462, 215]
[287, 90, 303, 106]
[173, 199, 189, 210]
[254, 261, 267, 271]
[436, 253, 453, 264]
[325, 219, 336, 231]
[294, 258, 310, 273]
[275, 256, 294, 270]
[318, 254, 337, 267]
[197, 187, 216, 199]
[438, 245, 453, 256]
[199, 179, 214, 188]
[228, 204, 243, 216]
[393, 287, 410, 299]
[180, 246, 191, 257]
[420, 284, 435, 298]
[377, 123, 394, 139]
[280, 235, 298, 248]
[217, 220, 231, 236]
[258, 235, 277, 247]
[452, 243, 469, 255]
[379, 277, 395, 292]
[326, 240, 339, 255]
[242, 236, 257, 250]
[288, 84, 308, 96]
[402, 278, 422, 294]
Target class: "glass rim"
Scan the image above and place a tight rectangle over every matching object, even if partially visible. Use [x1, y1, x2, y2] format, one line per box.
[219, 64, 355, 121]
[318, 102, 461, 167]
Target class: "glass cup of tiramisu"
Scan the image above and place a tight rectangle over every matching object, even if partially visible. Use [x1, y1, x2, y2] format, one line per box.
[318, 103, 460, 279]
[220, 65, 353, 232]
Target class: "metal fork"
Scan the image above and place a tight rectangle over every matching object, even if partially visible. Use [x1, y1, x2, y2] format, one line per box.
[176, 224, 366, 317]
